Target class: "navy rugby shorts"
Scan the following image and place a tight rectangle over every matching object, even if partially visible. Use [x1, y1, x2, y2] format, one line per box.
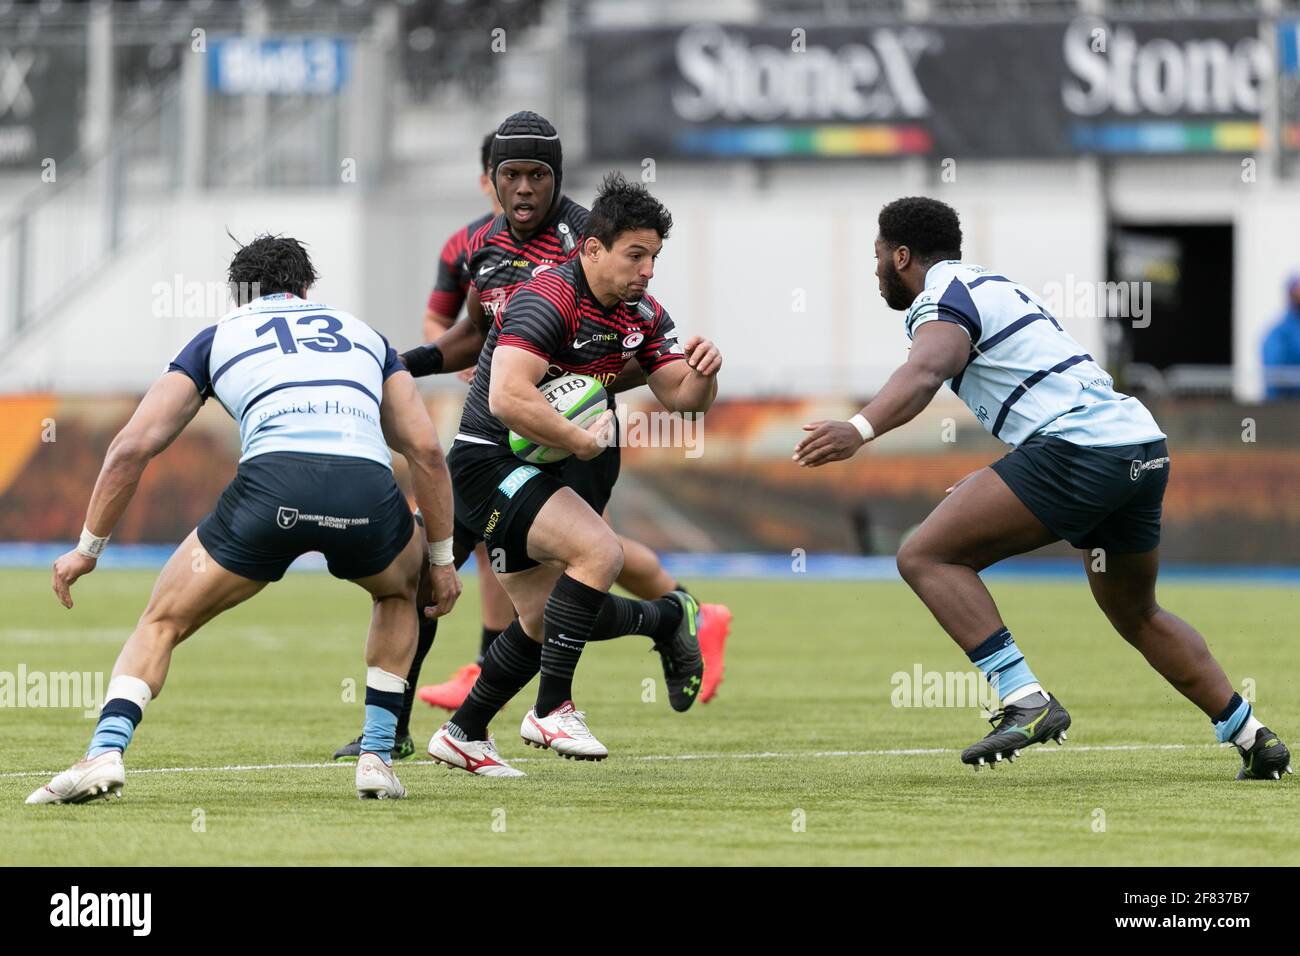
[198, 451, 414, 581]
[990, 435, 1170, 554]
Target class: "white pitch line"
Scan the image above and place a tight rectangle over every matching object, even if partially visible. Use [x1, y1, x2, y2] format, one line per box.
[0, 742, 1224, 780]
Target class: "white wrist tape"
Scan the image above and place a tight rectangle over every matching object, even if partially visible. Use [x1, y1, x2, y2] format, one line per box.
[848, 414, 875, 443]
[77, 526, 110, 558]
[428, 537, 454, 566]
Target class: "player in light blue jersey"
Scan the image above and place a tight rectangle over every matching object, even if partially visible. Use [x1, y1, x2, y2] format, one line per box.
[795, 197, 1291, 781]
[28, 235, 462, 805]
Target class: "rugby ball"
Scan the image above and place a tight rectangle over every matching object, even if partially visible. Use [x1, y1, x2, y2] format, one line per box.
[508, 373, 609, 464]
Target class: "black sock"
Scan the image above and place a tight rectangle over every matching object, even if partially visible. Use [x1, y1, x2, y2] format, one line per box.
[395, 617, 437, 738]
[588, 593, 681, 643]
[535, 574, 607, 716]
[447, 621, 539, 740]
[477, 624, 503, 665]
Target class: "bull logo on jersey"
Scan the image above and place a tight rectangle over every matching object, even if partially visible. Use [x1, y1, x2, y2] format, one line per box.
[276, 506, 299, 530]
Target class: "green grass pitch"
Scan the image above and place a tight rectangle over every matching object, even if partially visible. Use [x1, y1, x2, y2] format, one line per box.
[2, 568, 1297, 865]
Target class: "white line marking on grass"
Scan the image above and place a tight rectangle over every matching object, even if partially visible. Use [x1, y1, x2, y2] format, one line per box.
[0, 742, 1224, 780]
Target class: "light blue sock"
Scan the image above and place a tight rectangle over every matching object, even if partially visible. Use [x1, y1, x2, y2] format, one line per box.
[87, 700, 142, 758]
[1212, 693, 1251, 743]
[966, 627, 1038, 702]
[361, 687, 403, 765]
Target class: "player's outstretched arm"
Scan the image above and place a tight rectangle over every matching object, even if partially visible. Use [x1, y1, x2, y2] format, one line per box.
[490, 345, 612, 460]
[793, 320, 970, 468]
[402, 290, 489, 377]
[51, 372, 204, 608]
[646, 336, 722, 413]
[379, 370, 462, 618]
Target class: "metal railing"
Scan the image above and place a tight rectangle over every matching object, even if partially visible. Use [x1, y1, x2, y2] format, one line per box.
[206, 92, 345, 189]
[0, 68, 357, 349]
[0, 82, 183, 347]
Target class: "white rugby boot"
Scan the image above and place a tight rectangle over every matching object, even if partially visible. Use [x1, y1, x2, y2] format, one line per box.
[428, 724, 526, 777]
[520, 701, 609, 761]
[26, 751, 125, 805]
[355, 752, 407, 800]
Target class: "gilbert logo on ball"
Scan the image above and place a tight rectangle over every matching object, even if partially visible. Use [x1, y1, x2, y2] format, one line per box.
[509, 373, 609, 464]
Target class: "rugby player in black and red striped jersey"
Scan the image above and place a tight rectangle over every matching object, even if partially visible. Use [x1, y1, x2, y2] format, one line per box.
[397, 113, 729, 695]
[408, 117, 595, 720]
[425, 171, 723, 775]
[422, 132, 499, 341]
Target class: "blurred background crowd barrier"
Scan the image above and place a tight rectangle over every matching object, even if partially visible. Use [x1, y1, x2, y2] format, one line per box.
[1, 0, 1298, 563]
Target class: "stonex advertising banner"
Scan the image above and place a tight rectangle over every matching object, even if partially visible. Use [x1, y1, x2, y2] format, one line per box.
[582, 16, 1272, 159]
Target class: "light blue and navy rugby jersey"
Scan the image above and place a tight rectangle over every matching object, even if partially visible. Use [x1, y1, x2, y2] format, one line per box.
[167, 292, 403, 467]
[905, 261, 1165, 448]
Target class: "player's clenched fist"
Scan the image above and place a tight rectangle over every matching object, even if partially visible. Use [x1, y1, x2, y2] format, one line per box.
[576, 409, 615, 461]
[51, 550, 98, 609]
[426, 563, 463, 619]
[683, 336, 722, 376]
